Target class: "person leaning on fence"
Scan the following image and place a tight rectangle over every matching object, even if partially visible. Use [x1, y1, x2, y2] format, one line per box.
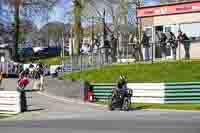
[38, 65, 44, 91]
[111, 34, 118, 62]
[177, 30, 191, 59]
[167, 32, 177, 60]
[160, 32, 167, 59]
[0, 72, 3, 86]
[29, 63, 34, 78]
[141, 31, 150, 61]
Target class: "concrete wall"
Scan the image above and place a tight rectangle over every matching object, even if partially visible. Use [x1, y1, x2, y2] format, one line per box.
[141, 17, 154, 27]
[140, 12, 200, 27]
[154, 12, 200, 26]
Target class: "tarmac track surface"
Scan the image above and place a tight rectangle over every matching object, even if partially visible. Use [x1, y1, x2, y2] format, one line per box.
[1, 79, 200, 133]
[1, 111, 200, 133]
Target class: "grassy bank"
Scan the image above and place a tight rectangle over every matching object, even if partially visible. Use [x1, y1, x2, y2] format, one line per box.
[62, 60, 200, 83]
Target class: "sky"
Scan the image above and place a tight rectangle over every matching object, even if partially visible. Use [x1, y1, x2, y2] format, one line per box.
[0, 0, 161, 29]
[45, 0, 160, 26]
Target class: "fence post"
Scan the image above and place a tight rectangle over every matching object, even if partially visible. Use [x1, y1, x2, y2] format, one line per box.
[127, 43, 128, 64]
[80, 54, 82, 71]
[179, 41, 181, 60]
[151, 42, 154, 64]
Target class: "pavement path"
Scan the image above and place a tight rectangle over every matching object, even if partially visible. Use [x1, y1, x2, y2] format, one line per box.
[2, 91, 107, 121]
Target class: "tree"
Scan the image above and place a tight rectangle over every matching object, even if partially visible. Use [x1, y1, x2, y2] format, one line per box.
[73, 0, 83, 55]
[2, 0, 59, 61]
[40, 22, 66, 47]
[71, 0, 114, 55]
[103, 0, 143, 61]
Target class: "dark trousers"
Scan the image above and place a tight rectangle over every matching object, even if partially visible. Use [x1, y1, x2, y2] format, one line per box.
[161, 45, 167, 58]
[20, 91, 27, 112]
[184, 44, 190, 59]
[172, 47, 177, 60]
[83, 82, 90, 101]
[17, 88, 27, 112]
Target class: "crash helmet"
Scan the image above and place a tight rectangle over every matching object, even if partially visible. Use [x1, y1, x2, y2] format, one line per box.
[119, 75, 127, 83]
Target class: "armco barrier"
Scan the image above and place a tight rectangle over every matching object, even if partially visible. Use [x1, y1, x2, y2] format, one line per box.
[90, 82, 200, 104]
[128, 83, 165, 103]
[164, 82, 200, 103]
[90, 83, 115, 101]
[0, 91, 21, 114]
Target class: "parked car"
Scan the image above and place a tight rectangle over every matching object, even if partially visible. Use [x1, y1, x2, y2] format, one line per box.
[18, 47, 34, 57]
[33, 47, 61, 57]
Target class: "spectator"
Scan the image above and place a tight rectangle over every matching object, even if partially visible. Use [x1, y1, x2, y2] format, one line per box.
[86, 44, 91, 55]
[17, 74, 29, 112]
[160, 32, 167, 59]
[167, 32, 177, 60]
[111, 34, 118, 62]
[81, 43, 90, 55]
[141, 31, 150, 61]
[104, 35, 111, 64]
[0, 72, 3, 86]
[29, 63, 35, 78]
[177, 30, 191, 59]
[37, 64, 44, 91]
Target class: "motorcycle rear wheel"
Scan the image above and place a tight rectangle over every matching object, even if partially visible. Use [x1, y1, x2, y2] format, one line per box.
[108, 104, 114, 111]
[108, 98, 116, 111]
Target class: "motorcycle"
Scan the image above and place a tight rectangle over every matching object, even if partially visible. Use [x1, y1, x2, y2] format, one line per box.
[109, 88, 133, 111]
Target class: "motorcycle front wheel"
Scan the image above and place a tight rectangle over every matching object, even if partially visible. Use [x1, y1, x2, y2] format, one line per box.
[122, 98, 129, 111]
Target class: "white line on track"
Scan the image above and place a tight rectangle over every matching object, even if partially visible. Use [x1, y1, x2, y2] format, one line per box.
[37, 92, 107, 108]
[37, 92, 200, 113]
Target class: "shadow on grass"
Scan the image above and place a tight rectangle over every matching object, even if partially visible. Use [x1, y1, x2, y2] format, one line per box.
[26, 108, 44, 112]
[101, 102, 152, 112]
[133, 105, 152, 110]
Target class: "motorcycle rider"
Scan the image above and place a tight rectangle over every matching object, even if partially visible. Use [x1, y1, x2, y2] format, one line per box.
[109, 75, 132, 111]
[115, 75, 128, 101]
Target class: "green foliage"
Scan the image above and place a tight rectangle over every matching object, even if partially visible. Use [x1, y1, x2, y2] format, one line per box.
[63, 60, 200, 83]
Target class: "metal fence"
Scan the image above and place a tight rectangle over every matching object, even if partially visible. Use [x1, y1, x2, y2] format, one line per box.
[63, 40, 193, 72]
[0, 62, 22, 75]
[64, 47, 114, 72]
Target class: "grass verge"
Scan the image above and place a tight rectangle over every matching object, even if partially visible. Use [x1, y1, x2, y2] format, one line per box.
[132, 103, 200, 111]
[97, 101, 200, 111]
[0, 114, 15, 119]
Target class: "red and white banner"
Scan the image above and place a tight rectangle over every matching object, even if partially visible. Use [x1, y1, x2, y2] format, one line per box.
[137, 1, 200, 17]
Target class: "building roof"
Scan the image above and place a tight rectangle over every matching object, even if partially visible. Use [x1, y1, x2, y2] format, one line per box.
[140, 0, 200, 9]
[137, 0, 200, 18]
